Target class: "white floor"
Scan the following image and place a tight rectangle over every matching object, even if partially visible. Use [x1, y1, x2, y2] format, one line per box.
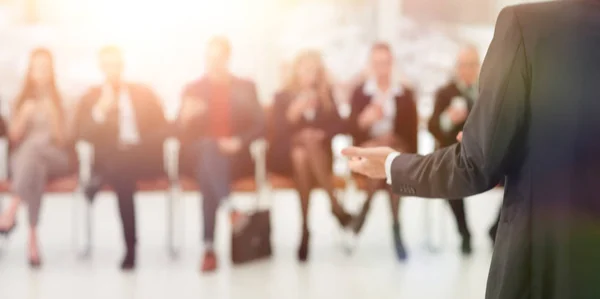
[0, 187, 503, 299]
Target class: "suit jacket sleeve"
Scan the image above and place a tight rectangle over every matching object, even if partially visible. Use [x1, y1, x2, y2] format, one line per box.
[396, 93, 419, 154]
[322, 94, 344, 140]
[74, 88, 119, 145]
[176, 83, 206, 137]
[390, 6, 529, 198]
[238, 82, 265, 147]
[138, 85, 168, 145]
[428, 89, 451, 143]
[347, 86, 365, 138]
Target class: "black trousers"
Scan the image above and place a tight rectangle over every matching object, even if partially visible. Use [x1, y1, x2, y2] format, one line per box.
[94, 144, 164, 250]
[447, 199, 471, 239]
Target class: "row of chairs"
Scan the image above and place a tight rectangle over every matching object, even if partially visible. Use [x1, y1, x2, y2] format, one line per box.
[0, 133, 359, 260]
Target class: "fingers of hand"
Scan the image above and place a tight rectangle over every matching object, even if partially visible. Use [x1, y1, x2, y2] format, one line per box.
[341, 146, 366, 158]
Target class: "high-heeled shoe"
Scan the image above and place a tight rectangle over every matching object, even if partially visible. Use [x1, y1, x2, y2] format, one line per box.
[297, 230, 310, 262]
[0, 220, 17, 237]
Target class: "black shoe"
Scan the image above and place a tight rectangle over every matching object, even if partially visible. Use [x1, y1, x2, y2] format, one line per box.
[461, 236, 472, 255]
[84, 175, 103, 203]
[393, 224, 407, 261]
[297, 230, 309, 262]
[120, 250, 136, 271]
[0, 220, 17, 237]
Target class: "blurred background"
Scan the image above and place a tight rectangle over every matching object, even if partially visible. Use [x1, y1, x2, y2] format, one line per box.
[0, 1, 544, 299]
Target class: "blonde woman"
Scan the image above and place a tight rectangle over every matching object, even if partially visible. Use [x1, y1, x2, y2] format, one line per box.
[267, 50, 351, 262]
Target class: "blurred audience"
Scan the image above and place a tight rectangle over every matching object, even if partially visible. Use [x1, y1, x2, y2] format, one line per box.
[427, 44, 481, 254]
[0, 48, 73, 268]
[74, 46, 168, 270]
[347, 42, 418, 261]
[176, 36, 265, 273]
[267, 50, 350, 262]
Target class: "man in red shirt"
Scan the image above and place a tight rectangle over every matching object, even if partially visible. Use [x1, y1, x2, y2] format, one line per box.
[177, 36, 264, 273]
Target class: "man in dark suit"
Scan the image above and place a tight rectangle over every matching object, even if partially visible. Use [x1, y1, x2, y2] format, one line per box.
[347, 42, 418, 261]
[344, 2, 600, 298]
[428, 45, 481, 254]
[74, 46, 168, 270]
[176, 36, 264, 273]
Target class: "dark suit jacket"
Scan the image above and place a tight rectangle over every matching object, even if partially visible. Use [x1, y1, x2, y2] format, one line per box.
[428, 81, 476, 148]
[347, 83, 418, 153]
[390, 2, 600, 298]
[177, 76, 265, 177]
[74, 83, 168, 174]
[267, 90, 344, 175]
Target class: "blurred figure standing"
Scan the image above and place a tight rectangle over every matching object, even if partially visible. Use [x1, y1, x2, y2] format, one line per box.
[268, 50, 350, 262]
[428, 45, 481, 254]
[74, 46, 168, 270]
[347, 43, 418, 261]
[0, 48, 73, 268]
[177, 36, 264, 273]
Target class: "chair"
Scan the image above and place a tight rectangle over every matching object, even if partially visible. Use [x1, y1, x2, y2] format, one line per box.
[77, 139, 180, 259]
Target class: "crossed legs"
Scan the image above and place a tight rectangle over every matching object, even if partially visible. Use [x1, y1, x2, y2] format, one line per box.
[290, 131, 351, 261]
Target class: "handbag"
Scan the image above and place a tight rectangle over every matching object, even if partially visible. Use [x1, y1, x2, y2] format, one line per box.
[230, 201, 272, 265]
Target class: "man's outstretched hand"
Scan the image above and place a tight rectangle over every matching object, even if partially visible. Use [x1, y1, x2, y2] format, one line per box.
[341, 146, 395, 179]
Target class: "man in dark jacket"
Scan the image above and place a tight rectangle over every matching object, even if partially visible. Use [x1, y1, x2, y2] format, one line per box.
[344, 2, 600, 298]
[74, 46, 168, 271]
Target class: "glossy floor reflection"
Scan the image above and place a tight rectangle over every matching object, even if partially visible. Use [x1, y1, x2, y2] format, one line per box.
[0, 188, 502, 299]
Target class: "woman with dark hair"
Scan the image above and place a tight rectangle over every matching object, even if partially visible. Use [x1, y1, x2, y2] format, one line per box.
[268, 50, 351, 262]
[0, 48, 71, 267]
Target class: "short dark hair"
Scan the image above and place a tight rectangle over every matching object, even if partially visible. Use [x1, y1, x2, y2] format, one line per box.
[207, 36, 231, 57]
[99, 45, 122, 57]
[371, 42, 393, 55]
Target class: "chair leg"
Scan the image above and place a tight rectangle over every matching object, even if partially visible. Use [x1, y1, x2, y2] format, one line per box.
[167, 184, 180, 259]
[71, 191, 78, 255]
[0, 195, 5, 255]
[80, 193, 93, 259]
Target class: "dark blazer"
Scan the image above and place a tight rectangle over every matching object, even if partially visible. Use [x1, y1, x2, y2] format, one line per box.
[347, 83, 418, 153]
[74, 83, 168, 171]
[428, 81, 476, 148]
[177, 76, 265, 177]
[267, 90, 344, 175]
[389, 2, 600, 298]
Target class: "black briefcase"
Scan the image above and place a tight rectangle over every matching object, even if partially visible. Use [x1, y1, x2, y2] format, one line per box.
[230, 209, 272, 265]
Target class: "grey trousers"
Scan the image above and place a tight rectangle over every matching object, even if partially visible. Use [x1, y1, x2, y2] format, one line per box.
[10, 138, 70, 227]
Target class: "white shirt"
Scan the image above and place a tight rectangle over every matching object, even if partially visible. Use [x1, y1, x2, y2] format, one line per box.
[92, 87, 141, 145]
[385, 152, 401, 185]
[362, 79, 403, 137]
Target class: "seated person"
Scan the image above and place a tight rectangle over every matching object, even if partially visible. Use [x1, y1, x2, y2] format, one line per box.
[176, 36, 264, 273]
[74, 46, 168, 270]
[268, 50, 351, 262]
[347, 43, 418, 261]
[0, 48, 73, 268]
[429, 45, 494, 254]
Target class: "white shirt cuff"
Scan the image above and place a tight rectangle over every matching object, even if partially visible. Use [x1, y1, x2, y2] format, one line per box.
[92, 106, 106, 123]
[385, 152, 401, 185]
[440, 111, 454, 133]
